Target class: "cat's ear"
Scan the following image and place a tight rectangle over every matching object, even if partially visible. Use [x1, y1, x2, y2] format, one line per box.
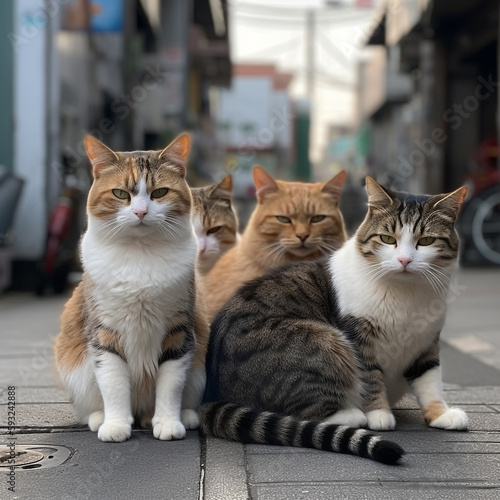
[84, 136, 119, 178]
[429, 186, 468, 220]
[159, 133, 190, 176]
[365, 176, 396, 208]
[253, 166, 278, 201]
[213, 175, 233, 202]
[321, 170, 346, 200]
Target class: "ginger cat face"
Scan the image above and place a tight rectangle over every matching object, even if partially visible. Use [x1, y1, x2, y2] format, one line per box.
[202, 167, 348, 320]
[85, 134, 192, 241]
[249, 167, 347, 262]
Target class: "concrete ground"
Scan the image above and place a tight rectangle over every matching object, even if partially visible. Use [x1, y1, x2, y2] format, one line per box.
[0, 268, 499, 499]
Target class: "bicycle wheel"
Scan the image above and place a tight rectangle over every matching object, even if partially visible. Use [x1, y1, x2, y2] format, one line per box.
[471, 184, 500, 265]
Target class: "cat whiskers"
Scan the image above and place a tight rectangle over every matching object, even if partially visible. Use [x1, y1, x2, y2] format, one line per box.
[99, 218, 129, 243]
[264, 242, 288, 264]
[417, 264, 452, 295]
[362, 263, 393, 283]
[318, 242, 338, 256]
[426, 263, 453, 281]
[416, 266, 448, 295]
[157, 216, 186, 239]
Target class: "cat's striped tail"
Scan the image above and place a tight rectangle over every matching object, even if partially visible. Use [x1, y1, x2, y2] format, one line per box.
[199, 402, 405, 465]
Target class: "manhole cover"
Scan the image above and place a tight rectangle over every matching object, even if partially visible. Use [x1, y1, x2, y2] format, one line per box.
[0, 445, 72, 470]
[0, 449, 43, 467]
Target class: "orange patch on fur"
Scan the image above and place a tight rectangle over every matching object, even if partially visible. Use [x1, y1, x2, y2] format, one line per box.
[162, 329, 186, 353]
[424, 400, 448, 424]
[54, 284, 87, 371]
[97, 329, 125, 360]
[191, 293, 210, 371]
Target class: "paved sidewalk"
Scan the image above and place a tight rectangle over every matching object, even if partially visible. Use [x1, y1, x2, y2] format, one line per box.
[0, 268, 499, 499]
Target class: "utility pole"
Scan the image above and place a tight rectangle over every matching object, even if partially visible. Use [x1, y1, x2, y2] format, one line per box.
[306, 9, 315, 104]
[295, 9, 315, 181]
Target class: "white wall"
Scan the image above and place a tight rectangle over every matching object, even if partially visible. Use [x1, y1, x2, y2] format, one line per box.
[218, 76, 274, 148]
[13, 0, 48, 259]
[217, 76, 293, 152]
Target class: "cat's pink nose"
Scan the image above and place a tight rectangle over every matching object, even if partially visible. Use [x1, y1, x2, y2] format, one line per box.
[398, 257, 412, 268]
[134, 210, 148, 220]
[297, 233, 309, 242]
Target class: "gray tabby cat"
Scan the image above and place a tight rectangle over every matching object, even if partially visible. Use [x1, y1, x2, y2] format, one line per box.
[191, 175, 239, 274]
[200, 177, 469, 465]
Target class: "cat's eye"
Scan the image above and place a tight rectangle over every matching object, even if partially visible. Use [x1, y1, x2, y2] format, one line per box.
[417, 237, 436, 246]
[380, 235, 396, 245]
[207, 226, 221, 235]
[151, 187, 168, 199]
[112, 189, 130, 200]
[276, 216, 292, 223]
[311, 215, 326, 223]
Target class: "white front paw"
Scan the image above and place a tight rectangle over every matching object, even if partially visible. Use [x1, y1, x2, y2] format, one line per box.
[429, 408, 468, 430]
[366, 410, 396, 431]
[324, 408, 367, 428]
[181, 409, 200, 430]
[88, 411, 105, 432]
[97, 420, 132, 442]
[152, 416, 186, 440]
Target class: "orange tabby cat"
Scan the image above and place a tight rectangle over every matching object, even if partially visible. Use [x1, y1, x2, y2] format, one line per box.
[203, 166, 347, 320]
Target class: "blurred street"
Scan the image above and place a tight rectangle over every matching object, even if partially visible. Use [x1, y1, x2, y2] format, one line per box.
[1, 0, 500, 498]
[0, 267, 499, 499]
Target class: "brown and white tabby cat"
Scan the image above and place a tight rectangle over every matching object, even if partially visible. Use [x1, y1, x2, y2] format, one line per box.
[54, 134, 209, 442]
[191, 175, 239, 274]
[201, 177, 469, 464]
[203, 166, 347, 319]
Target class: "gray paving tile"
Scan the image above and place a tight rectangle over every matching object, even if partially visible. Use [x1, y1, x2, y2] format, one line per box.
[250, 482, 500, 500]
[0, 386, 67, 404]
[443, 387, 500, 404]
[246, 450, 500, 484]
[0, 357, 59, 387]
[1, 430, 201, 500]
[0, 403, 78, 429]
[246, 431, 500, 457]
[204, 436, 248, 500]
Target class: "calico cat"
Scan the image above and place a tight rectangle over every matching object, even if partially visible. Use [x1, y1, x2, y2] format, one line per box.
[203, 166, 347, 319]
[200, 177, 469, 464]
[191, 175, 239, 274]
[54, 134, 209, 442]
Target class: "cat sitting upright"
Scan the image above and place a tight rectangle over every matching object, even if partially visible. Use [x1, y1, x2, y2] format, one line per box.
[201, 177, 468, 464]
[55, 134, 209, 442]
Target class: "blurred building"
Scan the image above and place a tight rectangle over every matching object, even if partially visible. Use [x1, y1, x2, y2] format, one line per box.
[215, 64, 295, 199]
[0, 0, 230, 290]
[358, 0, 499, 194]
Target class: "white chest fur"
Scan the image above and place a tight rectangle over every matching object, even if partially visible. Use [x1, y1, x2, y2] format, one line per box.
[81, 217, 198, 377]
[330, 239, 449, 403]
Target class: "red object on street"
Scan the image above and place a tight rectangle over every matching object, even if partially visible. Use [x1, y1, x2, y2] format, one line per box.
[44, 197, 73, 275]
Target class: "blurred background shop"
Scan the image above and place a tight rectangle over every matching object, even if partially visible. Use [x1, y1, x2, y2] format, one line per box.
[0, 0, 499, 293]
